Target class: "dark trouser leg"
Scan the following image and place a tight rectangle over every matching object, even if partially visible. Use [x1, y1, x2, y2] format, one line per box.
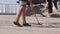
[48, 0, 53, 13]
[53, 0, 58, 9]
[47, 0, 53, 17]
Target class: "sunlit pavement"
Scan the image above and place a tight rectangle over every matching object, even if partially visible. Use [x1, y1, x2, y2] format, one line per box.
[0, 13, 60, 34]
[0, 4, 60, 34]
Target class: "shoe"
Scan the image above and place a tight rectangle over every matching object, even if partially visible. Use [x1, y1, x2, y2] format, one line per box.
[23, 23, 31, 26]
[14, 22, 22, 27]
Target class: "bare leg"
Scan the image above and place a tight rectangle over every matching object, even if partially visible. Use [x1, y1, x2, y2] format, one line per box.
[47, 13, 51, 17]
[14, 5, 26, 23]
[22, 6, 26, 24]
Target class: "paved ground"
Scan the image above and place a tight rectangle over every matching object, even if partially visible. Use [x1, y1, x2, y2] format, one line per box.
[0, 3, 60, 34]
[0, 13, 60, 34]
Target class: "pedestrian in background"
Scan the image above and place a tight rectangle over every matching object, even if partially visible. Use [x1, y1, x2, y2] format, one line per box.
[47, 0, 58, 17]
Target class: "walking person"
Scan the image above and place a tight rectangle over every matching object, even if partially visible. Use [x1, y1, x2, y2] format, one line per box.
[47, 0, 58, 17]
[47, 0, 53, 17]
[13, 0, 33, 27]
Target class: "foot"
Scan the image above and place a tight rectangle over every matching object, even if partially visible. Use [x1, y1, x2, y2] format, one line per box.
[47, 15, 51, 17]
[36, 23, 42, 25]
[14, 22, 22, 27]
[47, 13, 51, 17]
[23, 23, 31, 26]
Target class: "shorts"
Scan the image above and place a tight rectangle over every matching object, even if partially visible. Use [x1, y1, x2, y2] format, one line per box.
[19, 1, 27, 6]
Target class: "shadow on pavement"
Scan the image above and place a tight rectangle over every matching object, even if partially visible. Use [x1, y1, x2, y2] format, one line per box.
[29, 23, 60, 28]
[51, 14, 60, 18]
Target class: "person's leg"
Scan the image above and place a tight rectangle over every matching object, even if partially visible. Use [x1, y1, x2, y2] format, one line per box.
[22, 7, 31, 26]
[14, 5, 26, 27]
[47, 0, 53, 17]
[15, 6, 26, 23]
[53, 0, 58, 10]
[14, 1, 31, 26]
[14, 1, 27, 27]
[22, 7, 26, 24]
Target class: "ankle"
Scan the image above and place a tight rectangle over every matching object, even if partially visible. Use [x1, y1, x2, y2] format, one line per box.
[23, 22, 26, 24]
[14, 21, 19, 23]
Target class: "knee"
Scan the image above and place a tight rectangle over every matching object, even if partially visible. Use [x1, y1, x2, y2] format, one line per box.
[22, 5, 26, 8]
[20, 5, 26, 9]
